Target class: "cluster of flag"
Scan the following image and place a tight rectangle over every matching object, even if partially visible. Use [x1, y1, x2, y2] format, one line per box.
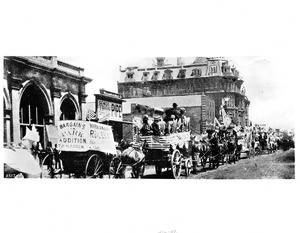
[86, 109, 98, 122]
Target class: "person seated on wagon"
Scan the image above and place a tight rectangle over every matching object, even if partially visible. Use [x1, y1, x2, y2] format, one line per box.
[140, 115, 153, 136]
[158, 117, 166, 135]
[168, 114, 178, 134]
[151, 116, 161, 136]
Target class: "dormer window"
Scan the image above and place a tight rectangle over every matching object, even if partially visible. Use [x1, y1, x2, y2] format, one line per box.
[177, 69, 186, 79]
[162, 69, 173, 80]
[209, 66, 217, 75]
[126, 70, 134, 81]
[141, 71, 150, 82]
[191, 68, 202, 77]
[152, 70, 160, 80]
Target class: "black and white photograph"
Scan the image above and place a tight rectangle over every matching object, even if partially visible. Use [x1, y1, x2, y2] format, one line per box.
[2, 56, 295, 179]
[0, 1, 299, 233]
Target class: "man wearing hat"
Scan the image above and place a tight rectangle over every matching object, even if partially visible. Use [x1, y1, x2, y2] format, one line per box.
[178, 108, 190, 132]
[151, 116, 161, 136]
[140, 115, 153, 136]
[165, 103, 181, 121]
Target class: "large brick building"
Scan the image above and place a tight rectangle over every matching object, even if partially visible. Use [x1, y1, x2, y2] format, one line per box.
[118, 57, 250, 130]
[3, 56, 92, 147]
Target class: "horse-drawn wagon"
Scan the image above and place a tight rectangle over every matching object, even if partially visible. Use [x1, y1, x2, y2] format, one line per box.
[140, 131, 193, 178]
[41, 120, 116, 178]
[108, 131, 192, 179]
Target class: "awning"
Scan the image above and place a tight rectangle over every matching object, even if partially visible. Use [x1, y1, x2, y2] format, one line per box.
[98, 118, 133, 124]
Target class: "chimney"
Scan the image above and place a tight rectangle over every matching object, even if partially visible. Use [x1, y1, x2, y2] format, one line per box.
[156, 57, 165, 67]
[177, 57, 184, 66]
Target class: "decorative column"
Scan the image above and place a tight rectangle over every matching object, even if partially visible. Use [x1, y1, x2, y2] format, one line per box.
[51, 75, 62, 126]
[10, 78, 22, 143]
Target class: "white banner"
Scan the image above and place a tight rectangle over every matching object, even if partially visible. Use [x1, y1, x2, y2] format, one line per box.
[57, 120, 116, 154]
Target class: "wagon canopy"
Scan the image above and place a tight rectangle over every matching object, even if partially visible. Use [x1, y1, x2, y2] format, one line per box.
[57, 120, 116, 154]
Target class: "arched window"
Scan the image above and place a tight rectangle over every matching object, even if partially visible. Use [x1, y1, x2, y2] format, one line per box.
[162, 69, 173, 80]
[20, 83, 50, 146]
[60, 97, 77, 120]
[191, 68, 202, 77]
[125, 70, 135, 81]
[152, 71, 160, 80]
[141, 71, 149, 82]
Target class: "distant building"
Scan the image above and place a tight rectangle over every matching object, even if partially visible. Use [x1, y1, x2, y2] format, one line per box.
[118, 57, 250, 128]
[3, 56, 92, 147]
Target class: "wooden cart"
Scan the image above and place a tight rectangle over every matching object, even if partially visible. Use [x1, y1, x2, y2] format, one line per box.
[140, 132, 192, 179]
[41, 120, 116, 178]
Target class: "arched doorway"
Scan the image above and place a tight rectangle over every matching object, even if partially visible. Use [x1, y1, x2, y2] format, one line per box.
[60, 96, 78, 120]
[19, 83, 50, 147]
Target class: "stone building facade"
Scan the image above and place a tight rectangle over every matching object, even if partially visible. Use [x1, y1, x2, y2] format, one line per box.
[3, 56, 92, 147]
[118, 57, 250, 128]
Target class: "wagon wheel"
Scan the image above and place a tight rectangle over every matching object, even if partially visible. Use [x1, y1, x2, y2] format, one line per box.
[84, 154, 104, 178]
[170, 150, 182, 179]
[184, 158, 192, 176]
[109, 157, 124, 178]
[40, 154, 62, 179]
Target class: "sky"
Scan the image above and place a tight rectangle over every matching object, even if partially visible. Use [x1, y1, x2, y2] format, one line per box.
[60, 56, 295, 131]
[1, 1, 299, 233]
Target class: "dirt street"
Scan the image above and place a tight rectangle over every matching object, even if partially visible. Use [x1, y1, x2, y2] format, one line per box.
[183, 149, 295, 179]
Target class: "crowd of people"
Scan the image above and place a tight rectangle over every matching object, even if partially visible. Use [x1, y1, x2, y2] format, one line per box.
[200, 124, 295, 158]
[140, 103, 190, 136]
[138, 102, 295, 157]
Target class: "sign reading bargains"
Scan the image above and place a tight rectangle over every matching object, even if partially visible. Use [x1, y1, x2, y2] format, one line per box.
[57, 120, 116, 154]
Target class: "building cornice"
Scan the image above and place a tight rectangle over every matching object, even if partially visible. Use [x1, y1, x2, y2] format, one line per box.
[4, 56, 93, 84]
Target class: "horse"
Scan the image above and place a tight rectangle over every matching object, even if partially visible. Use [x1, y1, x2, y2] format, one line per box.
[254, 140, 261, 156]
[117, 142, 146, 178]
[225, 139, 238, 164]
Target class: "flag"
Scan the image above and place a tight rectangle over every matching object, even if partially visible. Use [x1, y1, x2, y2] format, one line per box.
[86, 109, 98, 121]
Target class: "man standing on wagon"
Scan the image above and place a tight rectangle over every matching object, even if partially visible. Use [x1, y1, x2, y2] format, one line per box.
[165, 103, 181, 120]
[140, 115, 153, 136]
[164, 103, 181, 134]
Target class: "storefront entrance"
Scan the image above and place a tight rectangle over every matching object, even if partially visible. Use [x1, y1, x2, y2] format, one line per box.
[19, 83, 50, 147]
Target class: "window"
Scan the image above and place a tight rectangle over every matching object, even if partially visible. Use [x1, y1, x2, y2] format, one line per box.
[177, 69, 186, 79]
[152, 71, 160, 80]
[126, 70, 134, 81]
[162, 69, 173, 80]
[209, 66, 217, 75]
[19, 83, 50, 147]
[141, 71, 149, 82]
[191, 68, 202, 77]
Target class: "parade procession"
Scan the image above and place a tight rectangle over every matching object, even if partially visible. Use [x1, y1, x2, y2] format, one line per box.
[3, 56, 295, 179]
